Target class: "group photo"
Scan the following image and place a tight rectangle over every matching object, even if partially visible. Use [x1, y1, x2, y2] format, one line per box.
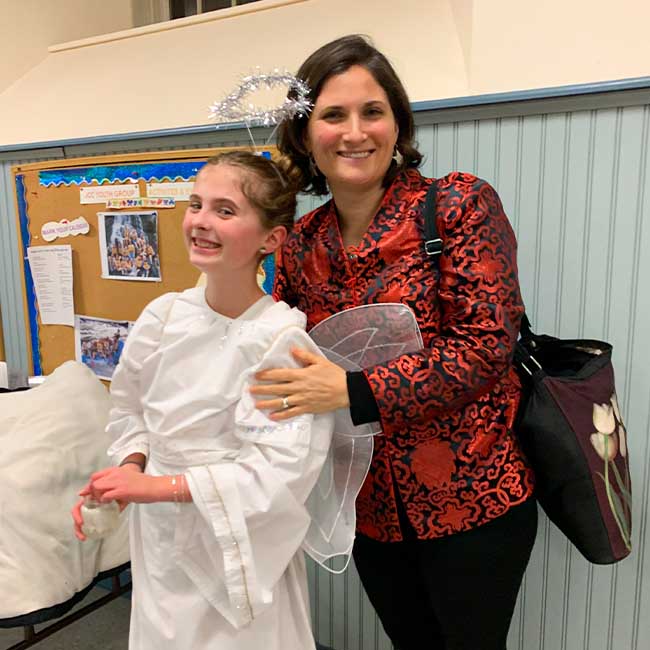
[98, 211, 161, 282]
[74, 315, 132, 381]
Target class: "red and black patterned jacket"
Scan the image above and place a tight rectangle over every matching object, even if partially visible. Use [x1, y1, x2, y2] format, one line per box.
[274, 169, 535, 542]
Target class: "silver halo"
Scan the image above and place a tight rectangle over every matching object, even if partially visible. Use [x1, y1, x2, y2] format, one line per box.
[209, 70, 312, 127]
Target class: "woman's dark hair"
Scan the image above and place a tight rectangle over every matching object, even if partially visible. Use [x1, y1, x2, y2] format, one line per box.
[201, 150, 299, 235]
[278, 34, 423, 195]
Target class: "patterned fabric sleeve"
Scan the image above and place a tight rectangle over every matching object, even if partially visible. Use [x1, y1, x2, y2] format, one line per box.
[364, 175, 524, 429]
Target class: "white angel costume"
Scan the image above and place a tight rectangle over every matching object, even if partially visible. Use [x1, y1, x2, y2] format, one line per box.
[106, 287, 336, 650]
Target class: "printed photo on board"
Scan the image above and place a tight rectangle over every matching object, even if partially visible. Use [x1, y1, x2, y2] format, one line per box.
[74, 315, 133, 381]
[98, 211, 161, 282]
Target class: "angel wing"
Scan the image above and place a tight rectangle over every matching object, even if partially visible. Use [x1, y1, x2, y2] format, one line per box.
[303, 304, 422, 572]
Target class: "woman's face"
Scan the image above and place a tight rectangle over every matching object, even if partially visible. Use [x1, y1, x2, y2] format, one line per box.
[305, 65, 398, 195]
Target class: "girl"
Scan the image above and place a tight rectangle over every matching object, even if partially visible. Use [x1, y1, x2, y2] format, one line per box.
[72, 151, 334, 650]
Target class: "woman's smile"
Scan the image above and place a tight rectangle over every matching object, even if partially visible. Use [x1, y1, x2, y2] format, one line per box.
[338, 150, 374, 159]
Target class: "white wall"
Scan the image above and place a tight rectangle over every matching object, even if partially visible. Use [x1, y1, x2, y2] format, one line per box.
[0, 0, 466, 146]
[0, 0, 135, 93]
[469, 0, 650, 93]
[0, 0, 648, 147]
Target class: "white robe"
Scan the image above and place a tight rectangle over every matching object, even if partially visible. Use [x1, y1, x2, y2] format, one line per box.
[106, 287, 334, 650]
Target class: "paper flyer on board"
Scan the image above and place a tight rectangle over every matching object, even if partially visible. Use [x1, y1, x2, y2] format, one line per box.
[80, 185, 140, 204]
[146, 181, 194, 201]
[26, 244, 74, 326]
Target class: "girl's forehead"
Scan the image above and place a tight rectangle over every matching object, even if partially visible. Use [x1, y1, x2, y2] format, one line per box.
[198, 162, 241, 180]
[195, 164, 245, 191]
[192, 163, 261, 209]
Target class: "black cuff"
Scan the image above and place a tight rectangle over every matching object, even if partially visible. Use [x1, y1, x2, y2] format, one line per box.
[347, 371, 381, 426]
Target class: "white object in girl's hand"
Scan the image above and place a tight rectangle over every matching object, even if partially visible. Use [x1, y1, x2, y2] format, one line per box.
[81, 496, 120, 540]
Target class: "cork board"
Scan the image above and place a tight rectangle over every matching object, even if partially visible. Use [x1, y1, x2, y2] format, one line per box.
[13, 146, 277, 376]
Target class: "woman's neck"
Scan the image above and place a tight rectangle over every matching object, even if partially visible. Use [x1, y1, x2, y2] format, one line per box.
[331, 183, 386, 248]
[203, 275, 265, 319]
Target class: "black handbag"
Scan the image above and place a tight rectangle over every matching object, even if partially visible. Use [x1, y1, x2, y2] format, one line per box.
[423, 182, 632, 564]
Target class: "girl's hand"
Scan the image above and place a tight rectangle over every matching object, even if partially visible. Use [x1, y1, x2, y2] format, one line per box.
[89, 464, 160, 505]
[71, 495, 87, 541]
[72, 465, 143, 541]
[251, 347, 349, 420]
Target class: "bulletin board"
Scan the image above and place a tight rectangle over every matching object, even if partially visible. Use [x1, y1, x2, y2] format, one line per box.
[13, 146, 277, 376]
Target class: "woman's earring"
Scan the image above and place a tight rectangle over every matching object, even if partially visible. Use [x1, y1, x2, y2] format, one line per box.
[309, 155, 319, 177]
[393, 145, 403, 166]
[259, 246, 266, 254]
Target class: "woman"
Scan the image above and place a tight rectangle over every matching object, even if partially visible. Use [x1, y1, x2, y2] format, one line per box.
[251, 35, 537, 650]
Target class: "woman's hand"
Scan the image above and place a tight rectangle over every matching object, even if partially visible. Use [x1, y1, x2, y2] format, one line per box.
[251, 347, 349, 420]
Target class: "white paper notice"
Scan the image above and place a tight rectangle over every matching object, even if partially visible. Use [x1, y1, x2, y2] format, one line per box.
[27, 245, 74, 326]
[80, 185, 140, 204]
[146, 182, 194, 201]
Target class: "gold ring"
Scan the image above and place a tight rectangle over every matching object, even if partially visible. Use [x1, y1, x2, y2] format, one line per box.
[282, 396, 290, 410]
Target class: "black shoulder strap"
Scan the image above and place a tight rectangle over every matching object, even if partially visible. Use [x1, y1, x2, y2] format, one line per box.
[519, 313, 533, 339]
[423, 182, 443, 257]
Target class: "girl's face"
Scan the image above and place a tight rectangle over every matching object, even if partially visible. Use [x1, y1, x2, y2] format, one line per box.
[305, 65, 398, 195]
[183, 164, 278, 279]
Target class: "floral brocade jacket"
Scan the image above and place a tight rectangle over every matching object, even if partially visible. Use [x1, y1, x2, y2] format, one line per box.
[274, 169, 535, 542]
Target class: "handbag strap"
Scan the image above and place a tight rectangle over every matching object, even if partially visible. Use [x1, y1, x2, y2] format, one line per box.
[519, 312, 533, 338]
[423, 182, 443, 257]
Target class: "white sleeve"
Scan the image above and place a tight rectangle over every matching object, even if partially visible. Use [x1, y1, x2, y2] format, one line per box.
[106, 293, 177, 464]
[179, 326, 334, 629]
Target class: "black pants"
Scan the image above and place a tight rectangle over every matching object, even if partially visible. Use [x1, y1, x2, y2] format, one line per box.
[352, 498, 538, 650]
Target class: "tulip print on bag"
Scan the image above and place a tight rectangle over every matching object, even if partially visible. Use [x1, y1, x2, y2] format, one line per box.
[589, 396, 632, 553]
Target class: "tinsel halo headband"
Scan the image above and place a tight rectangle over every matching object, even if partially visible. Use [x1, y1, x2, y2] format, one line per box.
[209, 69, 312, 148]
